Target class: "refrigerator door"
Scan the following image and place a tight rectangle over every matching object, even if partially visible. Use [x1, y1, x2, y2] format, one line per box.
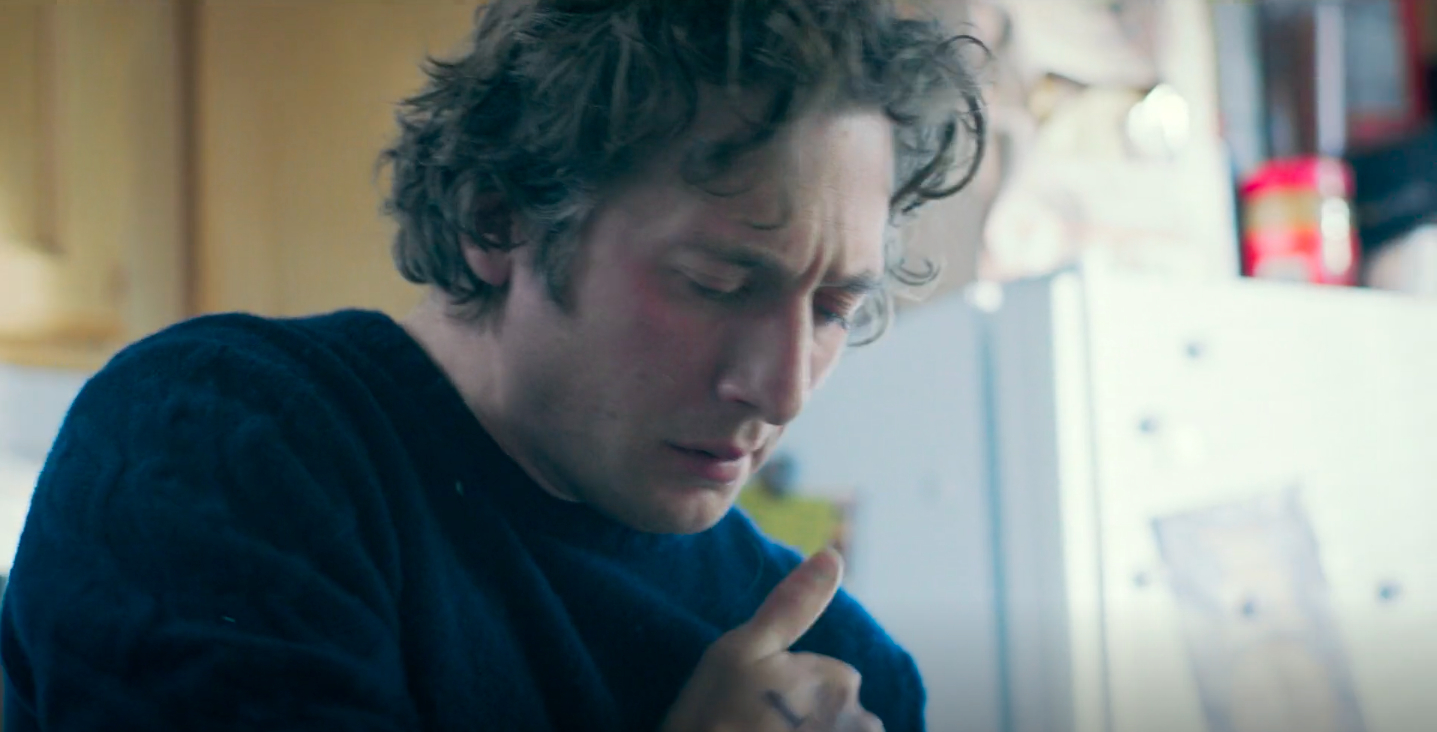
[1082, 267, 1437, 732]
[994, 264, 1437, 732]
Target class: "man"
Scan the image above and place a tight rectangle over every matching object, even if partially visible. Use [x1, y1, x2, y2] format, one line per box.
[1, 1, 983, 730]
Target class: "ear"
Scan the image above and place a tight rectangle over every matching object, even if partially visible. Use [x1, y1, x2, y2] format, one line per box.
[463, 192, 521, 287]
[462, 237, 514, 288]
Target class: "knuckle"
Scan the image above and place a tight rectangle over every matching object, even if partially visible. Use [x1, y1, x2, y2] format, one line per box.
[820, 660, 863, 695]
[820, 678, 858, 708]
[800, 654, 861, 684]
[852, 709, 885, 732]
[816, 684, 860, 715]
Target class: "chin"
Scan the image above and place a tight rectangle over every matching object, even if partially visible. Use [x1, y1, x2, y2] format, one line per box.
[637, 482, 741, 535]
[664, 508, 730, 535]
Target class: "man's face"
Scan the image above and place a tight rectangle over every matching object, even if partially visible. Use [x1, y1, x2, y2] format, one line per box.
[489, 110, 893, 534]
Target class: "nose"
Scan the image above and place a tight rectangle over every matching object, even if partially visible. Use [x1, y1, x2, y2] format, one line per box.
[716, 302, 811, 426]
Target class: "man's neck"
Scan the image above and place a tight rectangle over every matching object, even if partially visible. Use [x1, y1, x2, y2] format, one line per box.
[398, 295, 580, 505]
[399, 295, 498, 418]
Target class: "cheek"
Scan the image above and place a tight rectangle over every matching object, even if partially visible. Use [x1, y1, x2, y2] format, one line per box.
[609, 275, 718, 384]
[754, 428, 784, 464]
[620, 276, 681, 343]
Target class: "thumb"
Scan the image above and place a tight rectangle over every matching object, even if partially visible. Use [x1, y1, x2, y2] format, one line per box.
[723, 548, 844, 663]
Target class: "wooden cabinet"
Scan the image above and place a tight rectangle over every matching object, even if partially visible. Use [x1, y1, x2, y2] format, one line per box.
[0, 1, 479, 370]
[0, 2, 186, 369]
[193, 0, 477, 318]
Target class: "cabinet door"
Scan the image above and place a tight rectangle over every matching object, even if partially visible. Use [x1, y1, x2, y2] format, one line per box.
[194, 1, 480, 318]
[0, 3, 185, 369]
[1081, 270, 1437, 732]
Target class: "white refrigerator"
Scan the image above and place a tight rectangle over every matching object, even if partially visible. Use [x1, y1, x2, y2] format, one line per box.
[779, 263, 1437, 732]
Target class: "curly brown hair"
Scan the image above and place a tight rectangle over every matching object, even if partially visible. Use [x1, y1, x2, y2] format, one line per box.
[380, 0, 986, 343]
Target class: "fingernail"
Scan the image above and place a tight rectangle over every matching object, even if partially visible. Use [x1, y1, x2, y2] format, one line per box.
[809, 547, 840, 580]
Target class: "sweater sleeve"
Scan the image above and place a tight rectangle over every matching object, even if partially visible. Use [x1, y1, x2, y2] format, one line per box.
[1, 332, 418, 731]
[886, 645, 928, 732]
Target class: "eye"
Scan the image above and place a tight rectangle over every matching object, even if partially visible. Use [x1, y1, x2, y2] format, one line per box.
[684, 267, 751, 301]
[691, 279, 744, 298]
[814, 293, 863, 331]
[815, 305, 851, 330]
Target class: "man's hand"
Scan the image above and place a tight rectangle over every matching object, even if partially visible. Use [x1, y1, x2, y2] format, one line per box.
[661, 549, 884, 732]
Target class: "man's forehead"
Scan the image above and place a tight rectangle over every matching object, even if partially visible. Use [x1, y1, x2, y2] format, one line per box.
[684, 233, 885, 291]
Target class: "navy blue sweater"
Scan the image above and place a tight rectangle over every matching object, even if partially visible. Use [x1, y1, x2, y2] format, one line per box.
[1, 311, 924, 731]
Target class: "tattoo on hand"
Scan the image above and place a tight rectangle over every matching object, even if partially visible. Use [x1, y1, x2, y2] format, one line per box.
[764, 689, 806, 729]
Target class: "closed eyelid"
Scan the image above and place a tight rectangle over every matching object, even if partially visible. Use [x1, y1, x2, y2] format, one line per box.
[674, 250, 771, 295]
[680, 259, 753, 285]
[679, 239, 782, 273]
[677, 241, 881, 299]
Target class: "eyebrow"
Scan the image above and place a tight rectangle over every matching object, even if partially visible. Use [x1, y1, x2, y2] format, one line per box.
[688, 239, 885, 295]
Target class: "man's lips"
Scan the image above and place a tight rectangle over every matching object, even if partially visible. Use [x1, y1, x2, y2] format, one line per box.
[671, 442, 750, 461]
[666, 442, 754, 482]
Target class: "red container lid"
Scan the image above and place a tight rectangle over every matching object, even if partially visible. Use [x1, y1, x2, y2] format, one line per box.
[1240, 156, 1354, 198]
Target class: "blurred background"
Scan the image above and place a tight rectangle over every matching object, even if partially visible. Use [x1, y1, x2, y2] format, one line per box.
[4, 1, 1437, 731]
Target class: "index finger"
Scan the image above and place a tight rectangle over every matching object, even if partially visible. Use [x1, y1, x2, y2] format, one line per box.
[723, 548, 844, 663]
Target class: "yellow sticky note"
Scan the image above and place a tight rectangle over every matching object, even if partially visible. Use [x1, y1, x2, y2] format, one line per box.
[737, 484, 849, 558]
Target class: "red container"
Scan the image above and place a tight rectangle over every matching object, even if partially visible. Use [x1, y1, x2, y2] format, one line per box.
[1239, 157, 1361, 285]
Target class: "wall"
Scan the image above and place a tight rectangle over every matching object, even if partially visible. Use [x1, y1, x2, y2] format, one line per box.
[0, 363, 88, 571]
